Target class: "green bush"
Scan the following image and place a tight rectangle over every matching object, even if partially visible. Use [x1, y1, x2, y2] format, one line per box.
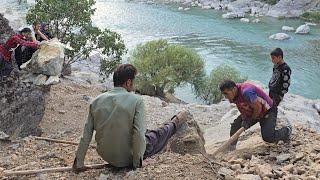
[131, 39, 205, 97]
[195, 64, 247, 104]
[301, 11, 320, 22]
[27, 0, 127, 77]
[260, 0, 279, 5]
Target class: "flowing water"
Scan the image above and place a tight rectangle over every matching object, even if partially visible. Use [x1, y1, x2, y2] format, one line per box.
[2, 0, 320, 103]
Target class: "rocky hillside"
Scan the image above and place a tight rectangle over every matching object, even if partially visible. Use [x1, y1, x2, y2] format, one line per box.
[1, 80, 320, 179]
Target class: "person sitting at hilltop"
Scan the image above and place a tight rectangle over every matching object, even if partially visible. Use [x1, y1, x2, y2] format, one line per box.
[73, 64, 193, 173]
[15, 21, 49, 70]
[219, 80, 292, 151]
[36, 23, 53, 42]
[0, 28, 39, 77]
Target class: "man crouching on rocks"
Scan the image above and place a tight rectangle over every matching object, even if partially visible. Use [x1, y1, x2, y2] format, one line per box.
[219, 80, 292, 151]
[73, 64, 192, 173]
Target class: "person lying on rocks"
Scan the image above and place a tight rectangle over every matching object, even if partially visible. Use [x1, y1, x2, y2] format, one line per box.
[0, 28, 39, 77]
[219, 80, 292, 151]
[268, 48, 291, 107]
[73, 64, 192, 173]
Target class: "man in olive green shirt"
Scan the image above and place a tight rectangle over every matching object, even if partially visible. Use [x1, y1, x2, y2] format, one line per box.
[73, 64, 191, 172]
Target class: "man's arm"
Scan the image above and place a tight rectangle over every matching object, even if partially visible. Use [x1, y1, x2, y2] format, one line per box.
[250, 99, 262, 119]
[13, 35, 39, 49]
[132, 98, 146, 169]
[74, 105, 95, 169]
[280, 67, 291, 96]
[35, 30, 49, 41]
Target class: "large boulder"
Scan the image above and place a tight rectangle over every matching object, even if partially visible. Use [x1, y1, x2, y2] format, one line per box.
[267, 0, 320, 18]
[269, 33, 290, 40]
[23, 38, 65, 76]
[295, 24, 310, 34]
[0, 13, 13, 43]
[0, 74, 49, 138]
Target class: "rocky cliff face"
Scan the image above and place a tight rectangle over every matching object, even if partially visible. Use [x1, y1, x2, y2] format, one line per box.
[0, 15, 49, 138]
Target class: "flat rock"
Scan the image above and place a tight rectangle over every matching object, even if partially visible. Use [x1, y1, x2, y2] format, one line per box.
[255, 164, 273, 178]
[0, 131, 9, 140]
[276, 153, 291, 163]
[218, 167, 234, 177]
[269, 33, 290, 40]
[240, 18, 250, 23]
[236, 174, 261, 180]
[282, 26, 295, 31]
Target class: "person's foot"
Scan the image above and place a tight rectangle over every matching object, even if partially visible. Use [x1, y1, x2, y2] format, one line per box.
[172, 110, 192, 129]
[284, 125, 292, 143]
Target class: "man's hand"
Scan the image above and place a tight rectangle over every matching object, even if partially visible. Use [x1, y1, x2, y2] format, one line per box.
[72, 158, 86, 174]
[241, 118, 253, 130]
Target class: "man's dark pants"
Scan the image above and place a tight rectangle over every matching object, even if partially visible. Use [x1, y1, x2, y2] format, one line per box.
[230, 107, 289, 147]
[143, 122, 177, 159]
[0, 55, 13, 77]
[15, 45, 36, 69]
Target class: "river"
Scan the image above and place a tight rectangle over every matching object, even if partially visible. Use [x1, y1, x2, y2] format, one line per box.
[2, 0, 320, 103]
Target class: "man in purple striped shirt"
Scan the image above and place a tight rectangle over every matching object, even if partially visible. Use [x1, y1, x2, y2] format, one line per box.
[219, 80, 292, 150]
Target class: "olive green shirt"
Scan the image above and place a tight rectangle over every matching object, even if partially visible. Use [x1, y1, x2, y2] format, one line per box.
[75, 87, 146, 168]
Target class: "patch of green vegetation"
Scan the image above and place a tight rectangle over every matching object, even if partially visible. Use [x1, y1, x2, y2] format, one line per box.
[301, 11, 320, 23]
[260, 0, 279, 5]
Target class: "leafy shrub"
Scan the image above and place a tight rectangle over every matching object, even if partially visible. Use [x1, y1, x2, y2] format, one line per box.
[131, 39, 205, 97]
[301, 11, 320, 22]
[195, 64, 247, 104]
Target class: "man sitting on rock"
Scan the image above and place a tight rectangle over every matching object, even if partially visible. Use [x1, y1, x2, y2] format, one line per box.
[73, 64, 192, 172]
[219, 80, 292, 150]
[0, 28, 39, 77]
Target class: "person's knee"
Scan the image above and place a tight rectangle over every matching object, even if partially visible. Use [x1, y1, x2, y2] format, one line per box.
[261, 133, 276, 143]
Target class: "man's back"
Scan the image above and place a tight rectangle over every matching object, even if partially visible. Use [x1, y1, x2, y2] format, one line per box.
[76, 87, 146, 168]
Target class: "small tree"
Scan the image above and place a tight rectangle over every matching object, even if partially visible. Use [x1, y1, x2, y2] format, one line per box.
[26, 0, 126, 76]
[195, 64, 247, 104]
[131, 39, 205, 97]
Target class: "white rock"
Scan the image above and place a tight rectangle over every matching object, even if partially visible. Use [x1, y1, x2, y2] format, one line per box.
[236, 174, 261, 180]
[45, 75, 60, 85]
[184, 8, 190, 11]
[202, 5, 211, 9]
[269, 33, 290, 40]
[178, 7, 183, 10]
[24, 38, 65, 76]
[295, 24, 310, 34]
[222, 12, 245, 19]
[306, 22, 317, 26]
[33, 74, 48, 86]
[282, 26, 295, 31]
[240, 18, 250, 23]
[146, 1, 154, 4]
[252, 19, 261, 23]
[313, 103, 320, 113]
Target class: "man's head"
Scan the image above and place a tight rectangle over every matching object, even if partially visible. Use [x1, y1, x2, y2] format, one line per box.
[33, 21, 41, 31]
[270, 48, 283, 65]
[20, 28, 32, 39]
[113, 64, 137, 92]
[219, 80, 238, 103]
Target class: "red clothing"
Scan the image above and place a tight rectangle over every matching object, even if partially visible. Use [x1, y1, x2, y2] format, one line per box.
[0, 33, 38, 61]
[234, 83, 273, 119]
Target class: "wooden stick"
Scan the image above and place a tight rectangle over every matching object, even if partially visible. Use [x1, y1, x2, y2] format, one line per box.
[34, 136, 96, 148]
[211, 127, 246, 157]
[3, 163, 107, 176]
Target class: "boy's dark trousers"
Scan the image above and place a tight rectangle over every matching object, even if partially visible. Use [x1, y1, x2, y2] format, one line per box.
[269, 91, 283, 107]
[230, 106, 289, 147]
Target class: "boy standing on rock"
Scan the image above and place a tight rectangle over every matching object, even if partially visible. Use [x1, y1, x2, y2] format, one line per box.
[73, 64, 192, 173]
[268, 48, 292, 107]
[219, 80, 292, 150]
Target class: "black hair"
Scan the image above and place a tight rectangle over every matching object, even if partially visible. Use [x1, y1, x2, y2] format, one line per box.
[113, 64, 137, 86]
[20, 28, 32, 34]
[270, 48, 283, 59]
[219, 80, 237, 91]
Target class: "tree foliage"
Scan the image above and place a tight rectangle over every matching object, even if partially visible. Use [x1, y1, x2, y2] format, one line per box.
[26, 0, 126, 76]
[131, 39, 205, 97]
[195, 64, 247, 104]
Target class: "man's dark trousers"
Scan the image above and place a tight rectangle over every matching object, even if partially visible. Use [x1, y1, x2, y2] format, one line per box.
[230, 106, 289, 147]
